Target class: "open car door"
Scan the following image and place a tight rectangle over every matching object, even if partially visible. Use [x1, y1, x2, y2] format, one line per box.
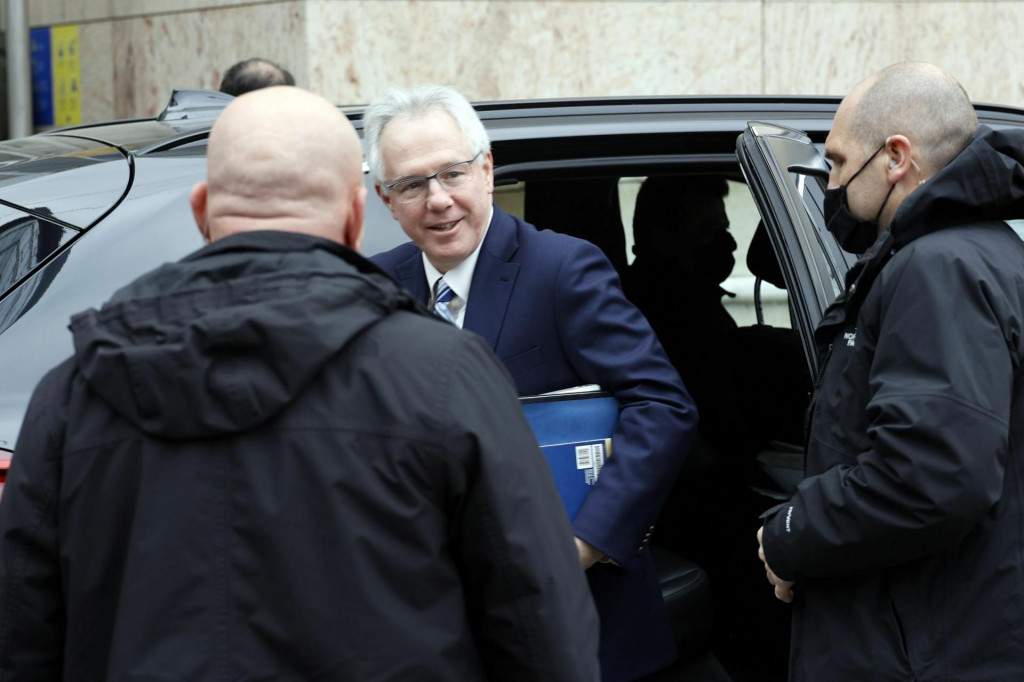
[736, 121, 856, 379]
[735, 121, 860, 497]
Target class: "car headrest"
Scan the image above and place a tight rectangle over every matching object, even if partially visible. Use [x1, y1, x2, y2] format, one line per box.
[746, 220, 786, 290]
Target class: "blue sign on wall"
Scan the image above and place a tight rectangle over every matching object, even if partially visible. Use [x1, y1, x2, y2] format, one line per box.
[30, 27, 54, 128]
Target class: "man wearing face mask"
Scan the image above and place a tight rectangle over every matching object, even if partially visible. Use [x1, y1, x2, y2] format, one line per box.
[757, 62, 1024, 681]
[625, 176, 742, 459]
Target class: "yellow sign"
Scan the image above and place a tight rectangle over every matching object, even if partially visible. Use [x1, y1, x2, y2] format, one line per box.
[51, 25, 80, 127]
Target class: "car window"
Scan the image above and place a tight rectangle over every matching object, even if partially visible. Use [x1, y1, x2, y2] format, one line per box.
[494, 180, 524, 218]
[487, 164, 796, 330]
[0, 137, 129, 229]
[0, 135, 119, 170]
[738, 122, 847, 360]
[617, 177, 791, 330]
[1005, 219, 1024, 240]
[0, 210, 76, 334]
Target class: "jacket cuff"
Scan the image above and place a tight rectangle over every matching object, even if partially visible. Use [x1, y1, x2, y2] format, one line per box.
[760, 502, 800, 582]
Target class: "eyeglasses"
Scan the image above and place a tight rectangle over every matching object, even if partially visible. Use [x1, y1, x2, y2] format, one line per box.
[384, 151, 482, 204]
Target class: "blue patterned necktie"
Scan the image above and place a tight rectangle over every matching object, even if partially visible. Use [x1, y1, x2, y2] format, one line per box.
[433, 277, 457, 324]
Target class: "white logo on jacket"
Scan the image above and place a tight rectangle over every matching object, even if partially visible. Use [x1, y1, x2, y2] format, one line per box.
[844, 331, 857, 347]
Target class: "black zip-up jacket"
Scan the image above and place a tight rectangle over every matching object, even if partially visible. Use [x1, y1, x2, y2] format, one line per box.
[762, 126, 1024, 681]
[0, 231, 600, 681]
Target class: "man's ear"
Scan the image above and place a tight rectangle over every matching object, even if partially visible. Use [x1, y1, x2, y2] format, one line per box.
[189, 182, 211, 243]
[375, 182, 397, 219]
[345, 185, 367, 252]
[884, 135, 915, 183]
[482, 151, 495, 195]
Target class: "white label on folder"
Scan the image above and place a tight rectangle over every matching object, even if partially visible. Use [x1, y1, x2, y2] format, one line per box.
[576, 444, 594, 470]
[587, 443, 605, 484]
[593, 442, 605, 474]
[576, 442, 606, 486]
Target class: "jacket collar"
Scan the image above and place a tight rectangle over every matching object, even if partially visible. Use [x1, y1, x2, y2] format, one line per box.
[392, 248, 431, 305]
[464, 205, 521, 348]
[187, 229, 393, 279]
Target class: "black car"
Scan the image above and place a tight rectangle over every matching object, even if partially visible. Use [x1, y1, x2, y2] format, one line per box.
[3, 89, 1024, 680]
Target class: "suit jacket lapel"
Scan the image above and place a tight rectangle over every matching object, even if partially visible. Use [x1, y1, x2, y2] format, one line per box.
[393, 250, 430, 305]
[465, 206, 520, 350]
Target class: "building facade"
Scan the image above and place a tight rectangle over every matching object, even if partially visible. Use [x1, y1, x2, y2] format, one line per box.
[14, 0, 1024, 126]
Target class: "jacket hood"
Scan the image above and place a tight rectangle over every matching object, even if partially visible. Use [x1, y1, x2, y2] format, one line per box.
[70, 231, 420, 439]
[891, 125, 1024, 246]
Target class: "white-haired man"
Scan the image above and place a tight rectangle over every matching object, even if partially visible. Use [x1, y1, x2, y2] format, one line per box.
[367, 85, 698, 682]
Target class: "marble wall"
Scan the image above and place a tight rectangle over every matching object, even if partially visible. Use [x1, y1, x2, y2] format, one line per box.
[307, 1, 763, 103]
[109, 2, 306, 118]
[18, 0, 1024, 123]
[763, 1, 1024, 107]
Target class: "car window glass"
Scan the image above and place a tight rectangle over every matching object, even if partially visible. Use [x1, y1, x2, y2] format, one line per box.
[1006, 219, 1024, 240]
[792, 168, 855, 297]
[0, 210, 75, 334]
[494, 181, 524, 218]
[0, 137, 129, 228]
[491, 171, 794, 331]
[0, 135, 117, 170]
[618, 176, 791, 330]
[745, 125, 847, 320]
[0, 211, 74, 292]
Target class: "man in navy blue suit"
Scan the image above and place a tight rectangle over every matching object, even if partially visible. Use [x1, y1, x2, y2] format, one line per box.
[365, 85, 698, 682]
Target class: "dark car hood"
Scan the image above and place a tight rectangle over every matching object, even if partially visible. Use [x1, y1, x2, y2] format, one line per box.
[68, 231, 414, 439]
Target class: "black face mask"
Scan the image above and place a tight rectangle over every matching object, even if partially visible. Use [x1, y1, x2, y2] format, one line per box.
[823, 144, 895, 254]
[693, 229, 737, 286]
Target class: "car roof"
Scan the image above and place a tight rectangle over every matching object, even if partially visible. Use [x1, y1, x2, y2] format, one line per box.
[40, 92, 846, 152]
[35, 90, 1024, 177]
[27, 89, 1024, 164]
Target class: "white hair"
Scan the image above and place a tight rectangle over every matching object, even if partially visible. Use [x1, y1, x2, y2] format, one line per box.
[362, 85, 491, 184]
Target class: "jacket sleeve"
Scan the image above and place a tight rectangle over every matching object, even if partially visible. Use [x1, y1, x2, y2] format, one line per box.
[0, 363, 71, 680]
[552, 239, 698, 565]
[763, 244, 1014, 580]
[444, 333, 601, 682]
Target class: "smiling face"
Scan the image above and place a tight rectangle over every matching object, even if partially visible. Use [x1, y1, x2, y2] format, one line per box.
[375, 109, 494, 273]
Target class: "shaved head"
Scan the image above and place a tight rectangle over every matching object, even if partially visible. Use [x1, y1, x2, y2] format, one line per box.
[825, 62, 979, 232]
[846, 62, 978, 173]
[192, 86, 366, 248]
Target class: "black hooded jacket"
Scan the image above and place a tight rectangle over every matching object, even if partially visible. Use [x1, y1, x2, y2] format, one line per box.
[762, 126, 1024, 681]
[0, 231, 599, 681]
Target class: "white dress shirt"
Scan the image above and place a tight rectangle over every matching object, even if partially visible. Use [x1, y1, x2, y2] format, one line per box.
[422, 207, 492, 329]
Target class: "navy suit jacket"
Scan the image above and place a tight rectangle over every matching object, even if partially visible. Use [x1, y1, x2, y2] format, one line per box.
[372, 206, 697, 681]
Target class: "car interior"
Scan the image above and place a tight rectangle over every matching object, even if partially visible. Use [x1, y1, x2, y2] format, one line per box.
[493, 168, 811, 682]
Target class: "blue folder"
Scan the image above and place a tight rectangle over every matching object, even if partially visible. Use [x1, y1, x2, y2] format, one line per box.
[520, 386, 618, 519]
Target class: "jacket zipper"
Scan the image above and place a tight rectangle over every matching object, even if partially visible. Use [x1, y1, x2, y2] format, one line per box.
[803, 342, 834, 448]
